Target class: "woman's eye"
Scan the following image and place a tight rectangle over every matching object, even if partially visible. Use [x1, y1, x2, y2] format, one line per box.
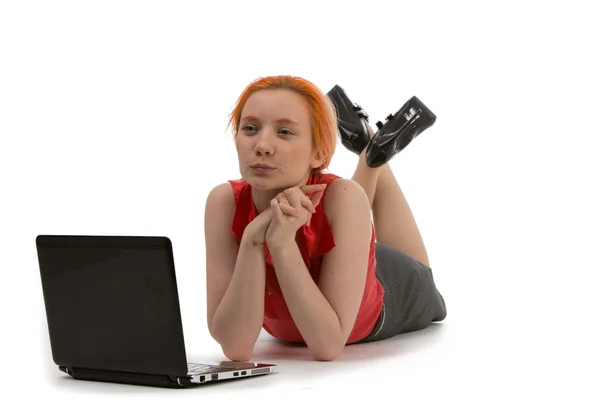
[240, 125, 292, 136]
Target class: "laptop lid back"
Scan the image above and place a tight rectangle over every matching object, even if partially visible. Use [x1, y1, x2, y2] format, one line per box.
[36, 235, 188, 377]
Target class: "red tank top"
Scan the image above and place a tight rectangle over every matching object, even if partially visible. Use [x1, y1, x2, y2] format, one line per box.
[228, 171, 384, 344]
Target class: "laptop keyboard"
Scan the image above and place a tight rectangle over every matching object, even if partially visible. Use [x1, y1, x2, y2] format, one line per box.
[187, 363, 235, 374]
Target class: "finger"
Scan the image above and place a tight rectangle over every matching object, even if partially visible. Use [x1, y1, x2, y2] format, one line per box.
[279, 202, 299, 217]
[285, 188, 315, 213]
[300, 195, 316, 213]
[276, 192, 290, 206]
[305, 213, 312, 227]
[284, 188, 302, 210]
[300, 184, 327, 195]
[310, 189, 325, 209]
[277, 192, 298, 216]
[270, 198, 282, 218]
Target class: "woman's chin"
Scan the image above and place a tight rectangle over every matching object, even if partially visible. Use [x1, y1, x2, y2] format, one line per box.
[241, 169, 307, 192]
[242, 175, 279, 191]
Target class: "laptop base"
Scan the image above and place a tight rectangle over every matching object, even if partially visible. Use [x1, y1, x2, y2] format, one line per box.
[59, 362, 277, 388]
[60, 366, 196, 388]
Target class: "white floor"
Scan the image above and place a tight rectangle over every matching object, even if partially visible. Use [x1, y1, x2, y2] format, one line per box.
[23, 246, 600, 399]
[3, 1, 600, 399]
[28, 308, 600, 398]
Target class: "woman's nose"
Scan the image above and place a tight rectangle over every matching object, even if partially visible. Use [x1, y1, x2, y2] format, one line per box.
[254, 130, 274, 155]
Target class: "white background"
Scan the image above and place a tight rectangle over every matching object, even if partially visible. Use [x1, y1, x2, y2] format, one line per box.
[2, 0, 599, 398]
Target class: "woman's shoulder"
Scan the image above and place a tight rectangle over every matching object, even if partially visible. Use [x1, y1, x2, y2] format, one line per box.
[321, 177, 370, 219]
[323, 176, 368, 200]
[206, 181, 235, 207]
[206, 178, 251, 209]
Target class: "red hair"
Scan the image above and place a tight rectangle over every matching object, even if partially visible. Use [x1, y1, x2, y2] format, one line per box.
[227, 75, 337, 173]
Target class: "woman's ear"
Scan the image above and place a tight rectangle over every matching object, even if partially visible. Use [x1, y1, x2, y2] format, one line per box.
[310, 151, 326, 170]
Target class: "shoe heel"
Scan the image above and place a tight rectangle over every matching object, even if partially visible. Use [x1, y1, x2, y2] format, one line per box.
[326, 85, 371, 155]
[407, 96, 436, 129]
[327, 85, 370, 121]
[394, 96, 436, 133]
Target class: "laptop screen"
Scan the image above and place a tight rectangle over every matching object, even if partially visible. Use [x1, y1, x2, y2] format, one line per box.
[36, 235, 189, 376]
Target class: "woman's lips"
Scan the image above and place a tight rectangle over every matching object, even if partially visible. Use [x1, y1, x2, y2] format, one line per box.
[250, 165, 276, 174]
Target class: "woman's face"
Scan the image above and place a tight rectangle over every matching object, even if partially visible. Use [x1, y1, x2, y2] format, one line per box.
[235, 89, 322, 192]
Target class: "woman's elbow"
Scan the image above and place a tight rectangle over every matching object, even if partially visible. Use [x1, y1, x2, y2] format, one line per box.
[310, 343, 344, 362]
[222, 345, 254, 362]
[209, 329, 255, 362]
[312, 350, 341, 362]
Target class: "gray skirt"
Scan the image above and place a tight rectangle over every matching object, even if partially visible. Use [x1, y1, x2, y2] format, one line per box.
[357, 242, 447, 343]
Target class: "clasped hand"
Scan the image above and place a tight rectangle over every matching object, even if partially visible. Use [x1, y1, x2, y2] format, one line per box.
[265, 184, 326, 248]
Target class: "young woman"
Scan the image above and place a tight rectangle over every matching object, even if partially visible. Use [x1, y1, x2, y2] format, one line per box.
[204, 75, 447, 362]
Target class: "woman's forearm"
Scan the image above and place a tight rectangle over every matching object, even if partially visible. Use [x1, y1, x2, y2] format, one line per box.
[210, 237, 266, 361]
[269, 240, 345, 361]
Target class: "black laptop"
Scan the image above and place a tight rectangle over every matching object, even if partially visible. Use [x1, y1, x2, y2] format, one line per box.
[35, 235, 276, 388]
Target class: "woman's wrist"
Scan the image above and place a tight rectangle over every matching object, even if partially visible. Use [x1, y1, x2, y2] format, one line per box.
[240, 231, 267, 248]
[266, 235, 297, 255]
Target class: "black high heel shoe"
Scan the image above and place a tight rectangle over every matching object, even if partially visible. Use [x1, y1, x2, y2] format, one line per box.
[326, 85, 371, 156]
[365, 96, 437, 168]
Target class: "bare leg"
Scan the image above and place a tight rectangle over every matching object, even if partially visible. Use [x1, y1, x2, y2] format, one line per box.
[351, 146, 382, 209]
[351, 123, 430, 267]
